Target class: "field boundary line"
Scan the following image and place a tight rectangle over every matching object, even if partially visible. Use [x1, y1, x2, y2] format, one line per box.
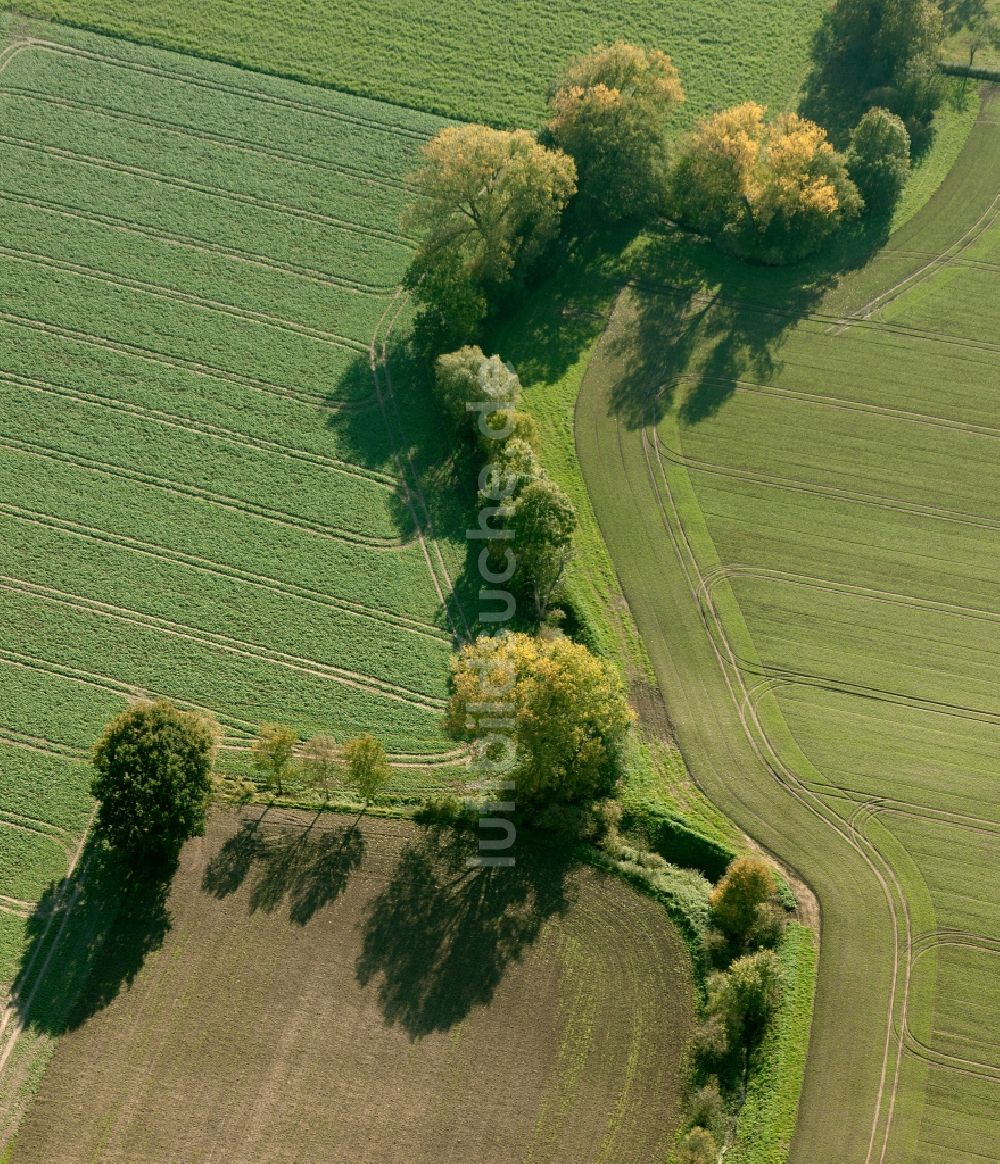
[0, 501, 450, 642]
[1, 85, 418, 195]
[0, 245, 372, 355]
[0, 810, 95, 1084]
[15, 36, 433, 142]
[0, 188, 394, 294]
[0, 433, 410, 549]
[0, 575, 449, 712]
[0, 134, 416, 249]
[0, 367, 399, 488]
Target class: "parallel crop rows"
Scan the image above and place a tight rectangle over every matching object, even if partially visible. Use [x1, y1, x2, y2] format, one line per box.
[0, 23, 465, 1050]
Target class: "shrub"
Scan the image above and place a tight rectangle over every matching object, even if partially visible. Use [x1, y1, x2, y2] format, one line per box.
[848, 107, 912, 212]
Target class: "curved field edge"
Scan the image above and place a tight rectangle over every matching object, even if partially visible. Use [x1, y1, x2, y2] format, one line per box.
[572, 95, 997, 1162]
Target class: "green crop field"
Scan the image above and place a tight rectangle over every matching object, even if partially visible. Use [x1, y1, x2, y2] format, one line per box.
[576, 88, 1000, 1161]
[0, 18, 480, 1125]
[10, 809, 696, 1163]
[8, 0, 828, 127]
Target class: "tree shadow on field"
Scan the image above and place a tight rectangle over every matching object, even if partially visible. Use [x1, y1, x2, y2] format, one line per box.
[326, 344, 475, 638]
[355, 823, 576, 1039]
[10, 837, 172, 1037]
[607, 216, 894, 429]
[201, 810, 365, 926]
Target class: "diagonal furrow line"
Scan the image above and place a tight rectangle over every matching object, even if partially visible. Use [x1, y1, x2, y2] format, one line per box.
[0, 806, 69, 840]
[707, 564, 1000, 624]
[0, 646, 256, 738]
[0, 306, 357, 408]
[0, 244, 371, 354]
[754, 663, 1000, 728]
[0, 575, 448, 712]
[0, 895, 34, 918]
[0, 500, 450, 643]
[16, 37, 432, 142]
[662, 443, 1000, 533]
[0, 188, 393, 293]
[0, 726, 85, 760]
[0, 433, 408, 549]
[701, 376, 1000, 441]
[0, 134, 415, 249]
[849, 185, 1000, 323]
[0, 368, 398, 488]
[1, 86, 417, 194]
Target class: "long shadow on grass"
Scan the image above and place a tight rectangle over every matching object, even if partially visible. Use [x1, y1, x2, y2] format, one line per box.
[608, 216, 894, 428]
[10, 838, 171, 1037]
[327, 345, 476, 637]
[355, 823, 576, 1039]
[201, 809, 364, 926]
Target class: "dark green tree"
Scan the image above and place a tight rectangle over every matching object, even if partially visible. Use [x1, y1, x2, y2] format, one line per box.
[510, 477, 577, 618]
[547, 41, 684, 222]
[91, 700, 217, 862]
[802, 0, 944, 143]
[847, 107, 912, 212]
[707, 950, 784, 1080]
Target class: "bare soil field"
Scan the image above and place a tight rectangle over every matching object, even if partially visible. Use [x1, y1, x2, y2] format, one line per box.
[10, 808, 694, 1163]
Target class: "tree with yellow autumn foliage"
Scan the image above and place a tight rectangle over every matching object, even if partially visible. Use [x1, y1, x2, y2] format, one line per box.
[547, 42, 684, 222]
[447, 632, 634, 806]
[404, 125, 576, 345]
[669, 102, 861, 263]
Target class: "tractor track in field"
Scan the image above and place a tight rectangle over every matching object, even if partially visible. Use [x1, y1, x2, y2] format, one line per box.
[0, 188, 394, 294]
[0, 727, 84, 762]
[685, 375, 1000, 442]
[640, 407, 914, 1164]
[1, 86, 418, 196]
[749, 663, 1000, 729]
[702, 564, 1000, 625]
[816, 790, 999, 839]
[0, 134, 416, 249]
[0, 433, 412, 550]
[841, 180, 1000, 327]
[0, 502, 450, 643]
[0, 646, 255, 740]
[656, 441, 1000, 533]
[17, 37, 433, 143]
[0, 244, 372, 354]
[0, 367, 399, 488]
[0, 895, 34, 919]
[0, 307, 367, 410]
[0, 575, 449, 713]
[0, 813, 70, 851]
[892, 248, 1000, 275]
[0, 807, 69, 842]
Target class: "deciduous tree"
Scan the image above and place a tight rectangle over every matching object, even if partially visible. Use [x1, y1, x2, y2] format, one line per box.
[252, 723, 297, 797]
[91, 700, 218, 862]
[547, 41, 684, 222]
[509, 476, 577, 618]
[803, 0, 945, 141]
[670, 103, 861, 263]
[447, 632, 634, 805]
[709, 856, 782, 951]
[405, 125, 576, 344]
[707, 949, 784, 1073]
[678, 1126, 720, 1164]
[847, 106, 911, 212]
[300, 733, 340, 802]
[343, 734, 392, 806]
